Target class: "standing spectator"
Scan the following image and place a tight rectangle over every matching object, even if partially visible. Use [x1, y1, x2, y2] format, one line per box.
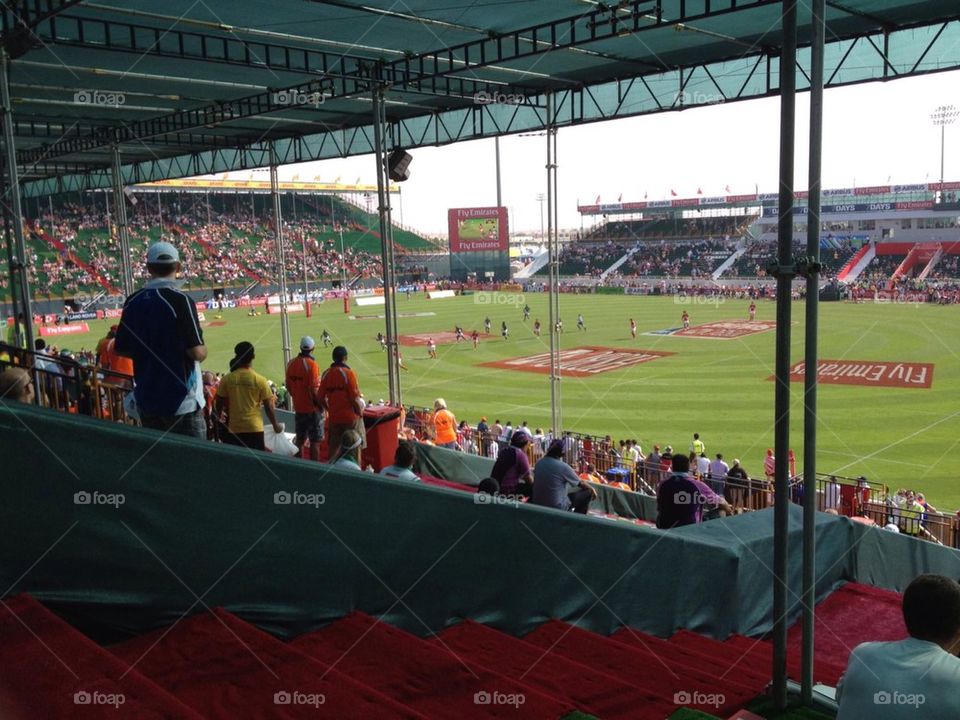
[726, 458, 749, 510]
[114, 242, 207, 438]
[214, 342, 282, 451]
[286, 336, 323, 461]
[763, 448, 776, 481]
[5, 312, 25, 349]
[708, 453, 729, 496]
[318, 345, 363, 459]
[531, 439, 597, 514]
[696, 452, 711, 481]
[432, 398, 457, 450]
[836, 574, 960, 719]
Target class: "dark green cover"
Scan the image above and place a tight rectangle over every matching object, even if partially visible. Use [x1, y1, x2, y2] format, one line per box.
[2, 403, 958, 645]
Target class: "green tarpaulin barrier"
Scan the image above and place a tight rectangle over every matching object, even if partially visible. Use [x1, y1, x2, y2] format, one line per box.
[2, 403, 958, 645]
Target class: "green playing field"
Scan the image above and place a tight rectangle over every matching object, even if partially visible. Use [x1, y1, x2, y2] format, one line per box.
[60, 291, 960, 507]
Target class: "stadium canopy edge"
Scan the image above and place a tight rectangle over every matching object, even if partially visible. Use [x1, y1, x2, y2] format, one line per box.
[0, 0, 957, 198]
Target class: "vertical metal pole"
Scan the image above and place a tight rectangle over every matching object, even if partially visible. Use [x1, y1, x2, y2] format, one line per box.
[372, 86, 401, 405]
[111, 144, 134, 296]
[801, 0, 825, 705]
[773, 0, 798, 709]
[545, 92, 561, 435]
[551, 126, 562, 433]
[0, 49, 34, 355]
[157, 191, 163, 231]
[269, 143, 293, 373]
[495, 136, 502, 208]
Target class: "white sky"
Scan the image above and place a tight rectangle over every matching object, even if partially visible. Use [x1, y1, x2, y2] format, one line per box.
[261, 70, 960, 235]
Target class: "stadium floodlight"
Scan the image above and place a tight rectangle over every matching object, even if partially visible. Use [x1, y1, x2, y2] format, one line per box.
[931, 104, 959, 187]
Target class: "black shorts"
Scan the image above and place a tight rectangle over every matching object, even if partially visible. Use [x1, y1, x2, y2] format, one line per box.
[294, 411, 323, 442]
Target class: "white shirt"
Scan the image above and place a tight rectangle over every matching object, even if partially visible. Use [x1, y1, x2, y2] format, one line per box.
[837, 638, 960, 720]
[696, 455, 711, 477]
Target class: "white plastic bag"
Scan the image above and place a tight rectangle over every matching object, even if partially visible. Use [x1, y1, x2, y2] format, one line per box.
[264, 424, 298, 456]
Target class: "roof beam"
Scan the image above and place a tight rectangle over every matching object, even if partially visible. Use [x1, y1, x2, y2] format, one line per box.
[35, 11, 377, 82]
[15, 72, 534, 166]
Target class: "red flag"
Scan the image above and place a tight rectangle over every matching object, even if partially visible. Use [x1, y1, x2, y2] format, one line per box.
[697, 187, 703, 195]
[670, 189, 677, 197]
[725, 185, 731, 193]
[617, 193, 623, 202]
[595, 195, 601, 204]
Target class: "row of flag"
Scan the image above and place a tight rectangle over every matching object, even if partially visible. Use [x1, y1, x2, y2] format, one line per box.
[591, 185, 742, 204]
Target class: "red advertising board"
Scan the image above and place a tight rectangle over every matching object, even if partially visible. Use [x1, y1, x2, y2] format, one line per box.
[448, 206, 509, 253]
[39, 323, 90, 337]
[778, 360, 934, 389]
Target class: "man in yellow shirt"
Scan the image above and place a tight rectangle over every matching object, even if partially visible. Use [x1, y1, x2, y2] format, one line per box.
[215, 341, 282, 451]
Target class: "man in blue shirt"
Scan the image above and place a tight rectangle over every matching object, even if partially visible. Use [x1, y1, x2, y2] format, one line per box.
[114, 242, 207, 438]
[531, 439, 596, 513]
[837, 574, 960, 719]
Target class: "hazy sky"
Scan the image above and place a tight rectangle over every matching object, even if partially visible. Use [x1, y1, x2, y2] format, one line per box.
[242, 70, 959, 235]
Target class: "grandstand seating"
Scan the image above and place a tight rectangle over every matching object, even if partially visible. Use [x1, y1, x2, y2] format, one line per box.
[0, 582, 904, 719]
[1, 193, 435, 301]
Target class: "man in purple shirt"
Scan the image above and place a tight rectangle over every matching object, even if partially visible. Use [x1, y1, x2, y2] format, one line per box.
[656, 454, 732, 528]
[490, 429, 533, 497]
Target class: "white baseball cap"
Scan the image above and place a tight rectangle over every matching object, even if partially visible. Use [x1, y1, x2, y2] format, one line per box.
[146, 241, 180, 264]
[300, 336, 315, 351]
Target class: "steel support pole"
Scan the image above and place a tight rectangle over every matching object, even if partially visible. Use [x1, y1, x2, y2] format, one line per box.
[801, 0, 826, 705]
[372, 86, 401, 406]
[111, 144, 134, 297]
[0, 49, 35, 356]
[545, 92, 561, 435]
[495, 136, 502, 208]
[772, 0, 798, 709]
[269, 144, 293, 376]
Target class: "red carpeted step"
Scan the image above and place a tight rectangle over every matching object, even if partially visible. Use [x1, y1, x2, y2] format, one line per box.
[0, 594, 204, 720]
[785, 582, 906, 679]
[613, 628, 769, 690]
[291, 612, 573, 719]
[523, 620, 757, 716]
[722, 634, 846, 687]
[110, 608, 425, 719]
[433, 619, 676, 720]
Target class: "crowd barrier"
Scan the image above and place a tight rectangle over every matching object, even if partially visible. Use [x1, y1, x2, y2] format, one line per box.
[3, 401, 960, 645]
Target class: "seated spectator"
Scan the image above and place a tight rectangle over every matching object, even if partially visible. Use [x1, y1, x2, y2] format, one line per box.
[0, 367, 33, 403]
[331, 428, 363, 471]
[489, 428, 533, 497]
[530, 439, 597, 514]
[656, 453, 731, 528]
[837, 574, 960, 719]
[579, 463, 605, 484]
[379, 442, 419, 482]
[477, 477, 500, 496]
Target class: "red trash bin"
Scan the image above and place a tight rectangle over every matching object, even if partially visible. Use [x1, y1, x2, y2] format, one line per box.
[361, 405, 401, 472]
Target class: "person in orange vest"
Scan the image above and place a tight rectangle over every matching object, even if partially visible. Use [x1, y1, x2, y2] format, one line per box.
[318, 345, 364, 459]
[432, 398, 458, 450]
[286, 336, 323, 461]
[105, 335, 134, 388]
[95, 325, 117, 369]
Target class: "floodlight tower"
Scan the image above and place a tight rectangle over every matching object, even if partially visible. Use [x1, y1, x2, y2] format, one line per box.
[931, 104, 958, 187]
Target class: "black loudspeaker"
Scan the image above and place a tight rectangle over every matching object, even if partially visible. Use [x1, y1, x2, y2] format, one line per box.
[388, 149, 412, 182]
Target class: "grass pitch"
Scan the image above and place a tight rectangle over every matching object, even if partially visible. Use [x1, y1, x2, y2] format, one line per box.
[64, 292, 960, 507]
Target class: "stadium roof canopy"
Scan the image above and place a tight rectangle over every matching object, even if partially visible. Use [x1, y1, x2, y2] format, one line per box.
[3, 0, 959, 198]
